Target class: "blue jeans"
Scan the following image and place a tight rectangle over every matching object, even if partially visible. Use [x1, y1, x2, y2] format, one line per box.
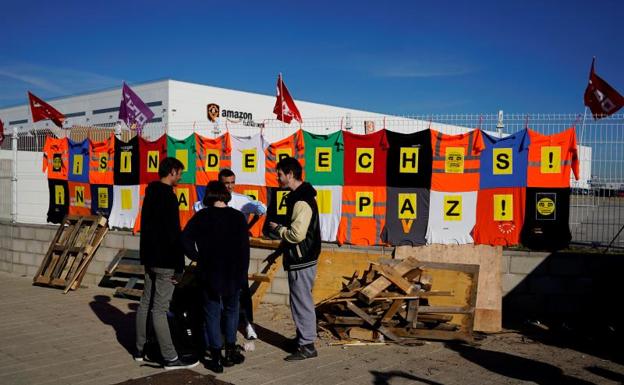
[203, 289, 240, 349]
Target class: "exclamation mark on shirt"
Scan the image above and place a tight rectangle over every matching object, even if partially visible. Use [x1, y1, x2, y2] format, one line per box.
[549, 152, 554, 168]
[501, 199, 506, 217]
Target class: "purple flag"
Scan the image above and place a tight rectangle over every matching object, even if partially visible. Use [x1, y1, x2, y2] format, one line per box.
[118, 82, 155, 134]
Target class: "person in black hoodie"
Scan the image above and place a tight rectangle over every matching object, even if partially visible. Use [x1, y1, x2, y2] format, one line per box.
[268, 157, 321, 361]
[134, 157, 198, 370]
[182, 181, 250, 373]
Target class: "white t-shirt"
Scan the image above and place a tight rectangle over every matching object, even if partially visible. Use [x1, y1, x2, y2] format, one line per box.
[193, 192, 266, 221]
[109, 185, 140, 229]
[426, 190, 477, 245]
[230, 134, 269, 186]
[315, 185, 342, 242]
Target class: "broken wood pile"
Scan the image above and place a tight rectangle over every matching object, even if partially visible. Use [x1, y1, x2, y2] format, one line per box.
[316, 256, 476, 343]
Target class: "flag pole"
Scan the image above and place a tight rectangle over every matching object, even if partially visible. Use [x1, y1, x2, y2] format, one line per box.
[579, 107, 588, 147]
[279, 72, 284, 129]
[11, 118, 19, 224]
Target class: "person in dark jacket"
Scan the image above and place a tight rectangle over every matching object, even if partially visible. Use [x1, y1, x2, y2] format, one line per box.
[182, 181, 250, 373]
[268, 157, 321, 361]
[134, 157, 198, 370]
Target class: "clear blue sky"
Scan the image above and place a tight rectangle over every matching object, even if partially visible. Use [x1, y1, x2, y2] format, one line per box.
[1, 0, 623, 115]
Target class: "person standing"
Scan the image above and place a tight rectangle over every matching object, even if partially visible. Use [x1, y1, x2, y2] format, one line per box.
[193, 168, 266, 340]
[183, 181, 250, 373]
[135, 157, 198, 370]
[268, 157, 321, 361]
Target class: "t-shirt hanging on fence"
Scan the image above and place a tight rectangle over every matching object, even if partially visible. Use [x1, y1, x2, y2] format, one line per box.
[527, 128, 579, 188]
[303, 130, 344, 186]
[473, 187, 526, 246]
[337, 186, 387, 245]
[132, 184, 148, 234]
[195, 133, 231, 186]
[174, 184, 197, 229]
[480, 129, 530, 189]
[90, 184, 113, 218]
[167, 134, 197, 184]
[68, 139, 90, 183]
[232, 184, 268, 238]
[314, 185, 342, 242]
[139, 136, 167, 184]
[265, 130, 305, 187]
[263, 187, 291, 238]
[426, 190, 477, 245]
[430, 129, 484, 191]
[89, 135, 115, 185]
[109, 185, 140, 229]
[343, 130, 389, 186]
[68, 181, 92, 216]
[382, 187, 430, 246]
[47, 179, 69, 224]
[385, 130, 432, 188]
[230, 134, 269, 186]
[520, 187, 571, 250]
[114, 136, 140, 185]
[43, 136, 69, 180]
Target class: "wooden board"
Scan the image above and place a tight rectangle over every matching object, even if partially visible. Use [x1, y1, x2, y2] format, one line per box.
[395, 244, 501, 332]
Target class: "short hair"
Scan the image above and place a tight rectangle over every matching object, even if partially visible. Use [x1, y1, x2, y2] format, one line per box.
[218, 168, 235, 180]
[276, 157, 302, 180]
[158, 157, 185, 178]
[203, 180, 231, 206]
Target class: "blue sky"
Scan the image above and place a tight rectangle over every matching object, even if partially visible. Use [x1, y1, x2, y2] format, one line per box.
[1, 0, 623, 115]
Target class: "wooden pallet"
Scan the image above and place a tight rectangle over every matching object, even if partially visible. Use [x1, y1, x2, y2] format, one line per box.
[33, 215, 108, 293]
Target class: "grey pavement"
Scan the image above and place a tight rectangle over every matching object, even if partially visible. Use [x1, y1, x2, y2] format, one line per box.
[0, 271, 622, 385]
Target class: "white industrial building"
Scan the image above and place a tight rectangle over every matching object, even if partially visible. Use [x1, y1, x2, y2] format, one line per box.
[0, 79, 592, 224]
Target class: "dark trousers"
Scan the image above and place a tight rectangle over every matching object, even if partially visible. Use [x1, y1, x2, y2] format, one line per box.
[239, 278, 254, 324]
[203, 289, 240, 349]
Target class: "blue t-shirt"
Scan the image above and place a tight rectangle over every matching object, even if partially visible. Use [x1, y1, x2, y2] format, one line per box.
[68, 139, 90, 183]
[480, 129, 530, 188]
[90, 184, 113, 218]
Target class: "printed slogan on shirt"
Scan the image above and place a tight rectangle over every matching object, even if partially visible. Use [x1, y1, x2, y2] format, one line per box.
[355, 148, 374, 173]
[493, 194, 513, 221]
[399, 147, 419, 174]
[315, 147, 332, 172]
[316, 189, 332, 214]
[443, 195, 462, 221]
[445, 147, 465, 174]
[493, 148, 513, 175]
[355, 191, 374, 217]
[242, 149, 257, 173]
[540, 146, 561, 174]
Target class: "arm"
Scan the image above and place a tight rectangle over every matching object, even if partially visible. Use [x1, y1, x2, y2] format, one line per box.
[181, 214, 201, 262]
[276, 201, 312, 244]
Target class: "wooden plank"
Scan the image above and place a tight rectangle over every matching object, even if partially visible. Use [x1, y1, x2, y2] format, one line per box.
[251, 252, 283, 311]
[50, 217, 84, 279]
[406, 300, 419, 329]
[105, 249, 127, 275]
[389, 328, 473, 343]
[381, 299, 404, 323]
[358, 257, 420, 304]
[249, 237, 281, 249]
[248, 273, 270, 282]
[345, 301, 401, 342]
[373, 264, 416, 295]
[419, 306, 474, 314]
[33, 220, 67, 282]
[113, 264, 145, 275]
[115, 287, 143, 298]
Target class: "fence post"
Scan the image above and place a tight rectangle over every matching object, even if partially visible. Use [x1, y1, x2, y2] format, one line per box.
[11, 126, 18, 223]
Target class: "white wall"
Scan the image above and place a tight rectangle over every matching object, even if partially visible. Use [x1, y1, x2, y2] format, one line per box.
[0, 150, 47, 224]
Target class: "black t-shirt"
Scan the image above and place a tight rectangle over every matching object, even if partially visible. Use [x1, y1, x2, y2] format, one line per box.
[90, 184, 114, 218]
[521, 187, 571, 250]
[47, 179, 69, 224]
[386, 129, 432, 188]
[114, 136, 140, 185]
[263, 187, 291, 238]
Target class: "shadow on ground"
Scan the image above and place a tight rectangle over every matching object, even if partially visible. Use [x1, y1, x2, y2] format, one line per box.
[253, 323, 292, 353]
[370, 370, 444, 385]
[446, 342, 594, 385]
[89, 295, 138, 355]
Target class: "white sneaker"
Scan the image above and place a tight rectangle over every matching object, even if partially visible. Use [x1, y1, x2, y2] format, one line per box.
[245, 323, 258, 340]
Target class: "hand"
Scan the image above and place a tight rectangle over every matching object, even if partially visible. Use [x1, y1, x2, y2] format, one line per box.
[172, 272, 183, 284]
[268, 221, 278, 230]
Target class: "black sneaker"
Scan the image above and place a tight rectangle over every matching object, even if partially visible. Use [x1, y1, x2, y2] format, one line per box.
[133, 350, 161, 363]
[225, 344, 245, 365]
[163, 356, 200, 370]
[284, 344, 318, 361]
[133, 351, 144, 362]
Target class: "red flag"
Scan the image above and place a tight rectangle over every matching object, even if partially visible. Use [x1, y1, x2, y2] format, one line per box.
[0, 118, 5, 146]
[28, 92, 65, 128]
[273, 74, 302, 124]
[584, 58, 624, 119]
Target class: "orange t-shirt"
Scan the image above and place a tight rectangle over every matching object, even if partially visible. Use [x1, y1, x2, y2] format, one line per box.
[337, 186, 387, 246]
[196, 132, 232, 186]
[175, 184, 197, 229]
[42, 136, 69, 180]
[431, 129, 484, 191]
[132, 184, 148, 234]
[68, 182, 92, 216]
[89, 135, 115, 185]
[527, 128, 579, 187]
[265, 130, 305, 187]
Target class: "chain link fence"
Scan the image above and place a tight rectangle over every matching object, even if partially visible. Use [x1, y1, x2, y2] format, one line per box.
[2, 112, 623, 247]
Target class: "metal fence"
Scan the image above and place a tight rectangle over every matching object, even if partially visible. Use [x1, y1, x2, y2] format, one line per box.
[2, 112, 624, 248]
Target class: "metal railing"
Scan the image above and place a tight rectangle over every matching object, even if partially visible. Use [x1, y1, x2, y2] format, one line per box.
[2, 112, 623, 248]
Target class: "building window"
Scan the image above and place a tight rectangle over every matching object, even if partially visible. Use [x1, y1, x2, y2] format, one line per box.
[148, 117, 163, 123]
[147, 101, 163, 107]
[93, 107, 120, 115]
[65, 111, 86, 118]
[9, 119, 28, 125]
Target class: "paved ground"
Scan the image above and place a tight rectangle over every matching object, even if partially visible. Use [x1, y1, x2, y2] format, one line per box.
[1, 271, 623, 385]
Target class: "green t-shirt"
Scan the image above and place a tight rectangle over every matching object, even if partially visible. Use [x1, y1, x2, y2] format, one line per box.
[167, 134, 197, 184]
[303, 130, 344, 186]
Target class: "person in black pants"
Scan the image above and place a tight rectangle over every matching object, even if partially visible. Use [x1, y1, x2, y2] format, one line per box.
[182, 181, 250, 373]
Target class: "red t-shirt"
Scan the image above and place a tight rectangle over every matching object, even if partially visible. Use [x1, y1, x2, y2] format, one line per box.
[473, 187, 526, 246]
[139, 136, 168, 184]
[343, 130, 389, 186]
